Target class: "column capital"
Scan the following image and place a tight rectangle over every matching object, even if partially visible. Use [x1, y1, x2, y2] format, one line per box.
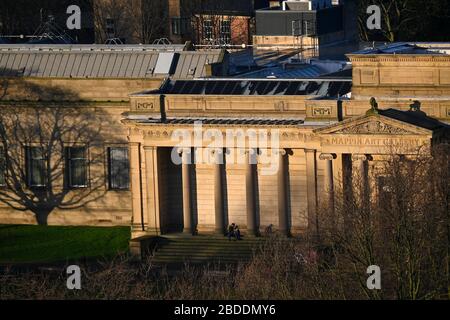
[352, 154, 370, 162]
[319, 153, 337, 161]
[143, 146, 156, 151]
[244, 148, 258, 156]
[176, 147, 192, 155]
[276, 148, 287, 156]
[210, 148, 225, 156]
[129, 142, 141, 148]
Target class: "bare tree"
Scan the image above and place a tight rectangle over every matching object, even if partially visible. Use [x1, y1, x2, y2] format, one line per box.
[358, 0, 418, 42]
[0, 78, 111, 225]
[93, 0, 169, 44]
[317, 145, 449, 299]
[141, 0, 169, 43]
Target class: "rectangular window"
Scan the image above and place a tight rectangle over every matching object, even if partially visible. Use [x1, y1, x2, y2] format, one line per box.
[0, 147, 5, 186]
[25, 147, 47, 188]
[108, 147, 130, 190]
[106, 18, 115, 38]
[171, 17, 189, 36]
[66, 147, 88, 188]
[220, 20, 231, 44]
[203, 19, 213, 41]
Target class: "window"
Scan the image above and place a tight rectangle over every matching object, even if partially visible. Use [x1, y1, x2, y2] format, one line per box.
[108, 147, 130, 190]
[203, 19, 213, 41]
[171, 17, 189, 35]
[0, 147, 5, 186]
[25, 147, 47, 188]
[106, 18, 115, 38]
[66, 147, 88, 188]
[220, 20, 231, 44]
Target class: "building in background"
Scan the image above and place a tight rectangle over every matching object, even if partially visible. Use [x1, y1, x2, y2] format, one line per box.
[254, 0, 358, 59]
[187, 0, 270, 47]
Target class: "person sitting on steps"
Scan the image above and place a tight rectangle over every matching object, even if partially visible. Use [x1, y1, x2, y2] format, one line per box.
[234, 225, 242, 240]
[227, 223, 236, 241]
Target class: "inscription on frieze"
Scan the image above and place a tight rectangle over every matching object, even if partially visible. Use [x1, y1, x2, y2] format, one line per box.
[134, 101, 154, 110]
[312, 107, 332, 116]
[327, 136, 423, 147]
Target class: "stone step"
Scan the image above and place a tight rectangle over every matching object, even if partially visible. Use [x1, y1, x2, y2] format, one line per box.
[161, 238, 264, 243]
[154, 252, 253, 258]
[152, 256, 251, 263]
[150, 235, 265, 266]
[155, 248, 255, 255]
[155, 243, 260, 249]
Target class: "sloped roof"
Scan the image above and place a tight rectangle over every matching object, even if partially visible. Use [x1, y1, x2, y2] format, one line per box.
[172, 51, 224, 79]
[314, 108, 449, 135]
[379, 109, 449, 131]
[236, 64, 328, 79]
[159, 79, 351, 97]
[0, 45, 224, 79]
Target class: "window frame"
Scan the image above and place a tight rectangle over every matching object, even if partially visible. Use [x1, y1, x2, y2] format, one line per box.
[25, 146, 48, 189]
[108, 146, 130, 191]
[171, 17, 190, 36]
[105, 18, 116, 38]
[65, 146, 88, 189]
[219, 20, 231, 44]
[203, 19, 213, 41]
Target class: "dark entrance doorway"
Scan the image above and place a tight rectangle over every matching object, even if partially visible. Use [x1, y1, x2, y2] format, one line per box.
[158, 147, 183, 233]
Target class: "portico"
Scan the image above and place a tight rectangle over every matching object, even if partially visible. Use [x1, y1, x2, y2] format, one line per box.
[124, 99, 446, 241]
[123, 47, 450, 245]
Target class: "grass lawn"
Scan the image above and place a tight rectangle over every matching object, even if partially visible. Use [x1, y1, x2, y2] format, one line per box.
[0, 225, 131, 264]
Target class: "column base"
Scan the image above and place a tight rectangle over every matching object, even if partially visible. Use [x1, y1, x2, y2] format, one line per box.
[215, 228, 226, 236]
[278, 229, 292, 237]
[245, 229, 260, 237]
[183, 228, 195, 235]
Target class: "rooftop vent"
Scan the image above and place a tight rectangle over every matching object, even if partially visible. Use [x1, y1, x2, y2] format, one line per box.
[154, 52, 178, 75]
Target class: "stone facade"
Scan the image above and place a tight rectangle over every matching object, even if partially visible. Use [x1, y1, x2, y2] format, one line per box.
[123, 52, 449, 240]
[0, 47, 449, 241]
[0, 69, 164, 226]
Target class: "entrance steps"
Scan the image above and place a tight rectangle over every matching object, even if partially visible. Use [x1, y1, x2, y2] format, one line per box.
[150, 234, 265, 265]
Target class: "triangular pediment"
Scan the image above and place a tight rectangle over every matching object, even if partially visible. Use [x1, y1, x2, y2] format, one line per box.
[314, 114, 433, 136]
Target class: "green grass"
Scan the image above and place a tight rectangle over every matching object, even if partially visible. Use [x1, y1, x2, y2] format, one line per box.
[0, 225, 131, 264]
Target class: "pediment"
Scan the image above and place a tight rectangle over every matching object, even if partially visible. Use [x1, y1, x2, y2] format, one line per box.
[314, 115, 433, 136]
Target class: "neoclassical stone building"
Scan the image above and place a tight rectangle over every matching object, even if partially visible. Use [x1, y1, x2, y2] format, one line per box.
[0, 43, 448, 242]
[124, 44, 450, 241]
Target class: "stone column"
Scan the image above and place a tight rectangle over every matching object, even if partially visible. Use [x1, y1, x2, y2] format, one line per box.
[352, 154, 370, 206]
[277, 149, 289, 236]
[305, 149, 318, 238]
[180, 148, 193, 234]
[129, 142, 145, 234]
[143, 146, 161, 235]
[319, 153, 336, 211]
[214, 148, 225, 234]
[245, 148, 257, 236]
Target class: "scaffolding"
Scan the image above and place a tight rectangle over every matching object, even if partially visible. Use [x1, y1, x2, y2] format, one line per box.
[29, 15, 75, 44]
